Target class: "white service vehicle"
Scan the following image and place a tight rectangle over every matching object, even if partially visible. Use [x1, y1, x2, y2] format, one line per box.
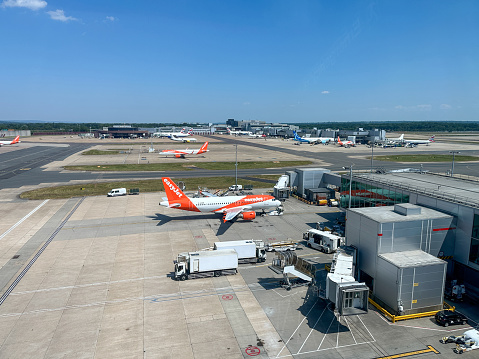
[229, 184, 243, 191]
[214, 240, 266, 263]
[303, 229, 344, 254]
[107, 188, 127, 197]
[265, 241, 298, 252]
[175, 249, 238, 281]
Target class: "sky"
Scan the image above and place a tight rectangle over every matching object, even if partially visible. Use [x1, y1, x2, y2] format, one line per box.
[1, 0, 478, 124]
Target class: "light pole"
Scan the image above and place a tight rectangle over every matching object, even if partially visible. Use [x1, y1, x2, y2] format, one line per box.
[450, 151, 460, 177]
[235, 144, 238, 188]
[370, 141, 374, 173]
[343, 165, 354, 208]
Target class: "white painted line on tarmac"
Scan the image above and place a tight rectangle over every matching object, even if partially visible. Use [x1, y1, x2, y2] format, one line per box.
[317, 315, 336, 350]
[343, 316, 357, 344]
[296, 305, 329, 354]
[275, 299, 319, 358]
[0, 200, 49, 241]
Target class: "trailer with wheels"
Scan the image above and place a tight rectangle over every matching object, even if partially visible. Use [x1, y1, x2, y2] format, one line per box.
[214, 240, 266, 263]
[175, 249, 238, 280]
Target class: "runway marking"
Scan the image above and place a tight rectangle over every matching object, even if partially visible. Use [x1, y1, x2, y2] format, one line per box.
[374, 345, 440, 359]
[0, 198, 83, 307]
[0, 200, 49, 241]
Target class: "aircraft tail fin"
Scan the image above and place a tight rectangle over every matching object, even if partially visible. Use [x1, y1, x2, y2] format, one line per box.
[429, 136, 435, 142]
[12, 136, 20, 144]
[199, 142, 208, 153]
[162, 177, 186, 202]
[399, 134, 404, 140]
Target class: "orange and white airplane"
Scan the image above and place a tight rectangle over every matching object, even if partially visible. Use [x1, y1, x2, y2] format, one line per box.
[160, 177, 281, 222]
[337, 136, 355, 148]
[0, 136, 20, 146]
[160, 142, 209, 158]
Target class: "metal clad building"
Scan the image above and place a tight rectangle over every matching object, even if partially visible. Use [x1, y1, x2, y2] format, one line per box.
[341, 172, 479, 301]
[346, 204, 451, 314]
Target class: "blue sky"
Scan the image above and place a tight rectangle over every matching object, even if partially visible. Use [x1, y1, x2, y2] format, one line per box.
[1, 0, 478, 123]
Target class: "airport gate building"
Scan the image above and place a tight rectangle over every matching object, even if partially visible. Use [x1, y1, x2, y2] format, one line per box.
[340, 171, 479, 304]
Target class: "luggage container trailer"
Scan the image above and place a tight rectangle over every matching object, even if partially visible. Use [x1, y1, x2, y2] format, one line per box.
[175, 249, 238, 280]
[214, 240, 266, 263]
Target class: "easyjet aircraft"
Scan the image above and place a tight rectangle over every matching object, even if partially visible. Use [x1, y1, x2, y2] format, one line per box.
[337, 136, 355, 148]
[160, 177, 281, 222]
[0, 136, 20, 146]
[160, 142, 209, 158]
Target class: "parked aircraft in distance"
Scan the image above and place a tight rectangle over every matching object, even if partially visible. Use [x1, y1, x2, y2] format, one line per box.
[160, 142, 209, 158]
[337, 136, 355, 147]
[0, 136, 20, 146]
[160, 177, 281, 222]
[293, 131, 332, 144]
[404, 135, 435, 146]
[248, 133, 266, 138]
[227, 128, 252, 136]
[386, 134, 404, 142]
[154, 128, 193, 138]
[170, 135, 197, 143]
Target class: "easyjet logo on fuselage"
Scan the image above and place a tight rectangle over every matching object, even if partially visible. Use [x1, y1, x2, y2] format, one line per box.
[163, 178, 183, 198]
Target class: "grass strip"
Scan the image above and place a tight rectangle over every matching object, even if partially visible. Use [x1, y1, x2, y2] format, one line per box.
[372, 154, 478, 162]
[64, 160, 311, 172]
[20, 176, 278, 200]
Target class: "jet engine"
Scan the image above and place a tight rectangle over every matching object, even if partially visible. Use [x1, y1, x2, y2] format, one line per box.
[241, 211, 256, 221]
[175, 154, 183, 158]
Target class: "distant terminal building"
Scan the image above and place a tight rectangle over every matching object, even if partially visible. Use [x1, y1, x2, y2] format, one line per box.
[340, 171, 479, 304]
[97, 125, 148, 139]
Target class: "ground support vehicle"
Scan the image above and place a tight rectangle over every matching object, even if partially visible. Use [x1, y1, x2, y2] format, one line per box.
[175, 249, 238, 280]
[107, 188, 127, 197]
[214, 240, 266, 263]
[303, 229, 344, 254]
[265, 241, 298, 252]
[440, 335, 466, 344]
[452, 329, 479, 354]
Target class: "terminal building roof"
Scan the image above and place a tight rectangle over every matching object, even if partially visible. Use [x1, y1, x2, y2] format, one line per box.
[352, 172, 479, 209]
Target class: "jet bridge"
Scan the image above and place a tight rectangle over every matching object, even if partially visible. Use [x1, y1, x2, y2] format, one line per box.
[271, 248, 369, 316]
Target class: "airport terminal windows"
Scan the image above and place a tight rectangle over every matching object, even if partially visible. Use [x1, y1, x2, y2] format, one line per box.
[469, 214, 479, 265]
[340, 178, 409, 208]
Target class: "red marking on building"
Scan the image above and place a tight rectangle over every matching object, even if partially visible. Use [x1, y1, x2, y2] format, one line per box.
[433, 227, 456, 231]
[377, 234, 383, 236]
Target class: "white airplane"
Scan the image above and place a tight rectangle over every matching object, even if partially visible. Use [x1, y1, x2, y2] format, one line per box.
[386, 134, 404, 142]
[160, 177, 281, 222]
[227, 128, 252, 136]
[170, 135, 197, 143]
[404, 135, 435, 146]
[248, 133, 266, 138]
[0, 136, 20, 146]
[337, 136, 355, 147]
[155, 128, 192, 138]
[293, 131, 332, 144]
[160, 142, 209, 158]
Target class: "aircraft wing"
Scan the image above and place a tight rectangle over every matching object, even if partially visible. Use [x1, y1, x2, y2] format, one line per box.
[223, 208, 243, 222]
[200, 190, 217, 197]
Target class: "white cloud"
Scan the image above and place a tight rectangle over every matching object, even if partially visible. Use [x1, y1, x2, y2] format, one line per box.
[47, 9, 77, 22]
[1, 0, 47, 10]
[321, 90, 330, 94]
[440, 104, 452, 110]
[416, 104, 432, 111]
[105, 16, 117, 22]
[395, 104, 431, 111]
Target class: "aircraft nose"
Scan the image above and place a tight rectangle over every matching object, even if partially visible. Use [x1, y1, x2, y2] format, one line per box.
[273, 200, 281, 207]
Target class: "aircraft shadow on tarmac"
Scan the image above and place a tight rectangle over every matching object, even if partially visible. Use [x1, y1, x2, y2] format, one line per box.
[149, 213, 237, 236]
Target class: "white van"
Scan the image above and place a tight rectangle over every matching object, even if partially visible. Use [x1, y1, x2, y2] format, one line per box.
[229, 185, 243, 191]
[107, 188, 127, 197]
